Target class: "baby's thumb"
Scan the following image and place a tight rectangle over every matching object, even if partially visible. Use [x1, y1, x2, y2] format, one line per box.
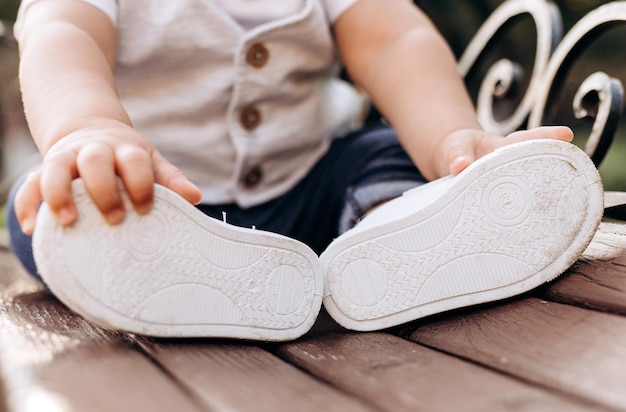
[445, 141, 475, 175]
[153, 154, 202, 204]
[449, 154, 473, 175]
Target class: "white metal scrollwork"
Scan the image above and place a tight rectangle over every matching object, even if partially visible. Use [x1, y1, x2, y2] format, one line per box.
[461, 0, 626, 167]
[458, 0, 562, 136]
[528, 2, 626, 165]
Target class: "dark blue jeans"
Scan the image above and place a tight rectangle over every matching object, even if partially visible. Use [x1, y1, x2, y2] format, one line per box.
[7, 124, 426, 280]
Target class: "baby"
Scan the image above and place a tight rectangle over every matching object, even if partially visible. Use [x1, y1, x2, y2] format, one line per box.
[7, 0, 603, 340]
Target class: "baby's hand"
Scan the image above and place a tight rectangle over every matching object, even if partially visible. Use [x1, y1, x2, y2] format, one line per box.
[434, 126, 574, 177]
[14, 122, 202, 234]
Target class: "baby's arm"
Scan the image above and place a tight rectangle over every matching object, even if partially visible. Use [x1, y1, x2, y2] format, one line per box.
[15, 0, 201, 234]
[333, 0, 573, 181]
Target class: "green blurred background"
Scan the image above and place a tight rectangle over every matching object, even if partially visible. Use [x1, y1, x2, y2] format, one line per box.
[0, 1, 18, 22]
[0, 0, 624, 193]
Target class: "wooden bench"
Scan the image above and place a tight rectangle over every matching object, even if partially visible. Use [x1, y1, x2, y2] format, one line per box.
[2, 1, 626, 410]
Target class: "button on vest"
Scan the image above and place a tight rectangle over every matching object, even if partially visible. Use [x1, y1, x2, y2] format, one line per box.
[243, 165, 263, 188]
[240, 105, 262, 131]
[246, 43, 269, 68]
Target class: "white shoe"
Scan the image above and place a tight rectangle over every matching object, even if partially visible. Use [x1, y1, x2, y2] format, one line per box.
[33, 179, 323, 341]
[320, 139, 604, 331]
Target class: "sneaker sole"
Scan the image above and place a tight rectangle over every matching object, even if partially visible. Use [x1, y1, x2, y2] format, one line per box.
[320, 139, 604, 331]
[33, 179, 323, 341]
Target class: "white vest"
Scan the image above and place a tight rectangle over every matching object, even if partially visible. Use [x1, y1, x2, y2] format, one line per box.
[32, 0, 363, 206]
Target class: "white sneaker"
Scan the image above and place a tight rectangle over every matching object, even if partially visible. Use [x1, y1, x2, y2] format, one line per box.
[33, 179, 323, 341]
[320, 139, 604, 331]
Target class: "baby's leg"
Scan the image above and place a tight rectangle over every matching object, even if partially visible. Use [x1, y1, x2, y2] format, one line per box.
[322, 139, 604, 331]
[7, 174, 39, 281]
[15, 178, 323, 341]
[196, 124, 428, 254]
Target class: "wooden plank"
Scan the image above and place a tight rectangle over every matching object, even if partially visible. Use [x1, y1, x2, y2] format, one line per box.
[604, 192, 626, 221]
[543, 221, 626, 315]
[0, 248, 204, 412]
[409, 298, 626, 411]
[274, 331, 601, 411]
[139, 339, 373, 412]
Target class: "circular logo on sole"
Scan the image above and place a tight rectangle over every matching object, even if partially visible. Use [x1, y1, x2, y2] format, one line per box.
[127, 211, 169, 260]
[482, 176, 532, 226]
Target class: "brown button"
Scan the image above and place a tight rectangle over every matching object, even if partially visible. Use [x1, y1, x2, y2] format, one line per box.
[243, 166, 263, 188]
[246, 43, 269, 68]
[240, 105, 262, 131]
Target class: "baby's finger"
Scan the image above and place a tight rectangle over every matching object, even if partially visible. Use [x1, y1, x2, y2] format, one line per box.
[75, 142, 125, 224]
[441, 135, 476, 176]
[153, 152, 202, 205]
[14, 170, 43, 234]
[40, 150, 78, 227]
[505, 126, 574, 145]
[115, 145, 154, 214]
